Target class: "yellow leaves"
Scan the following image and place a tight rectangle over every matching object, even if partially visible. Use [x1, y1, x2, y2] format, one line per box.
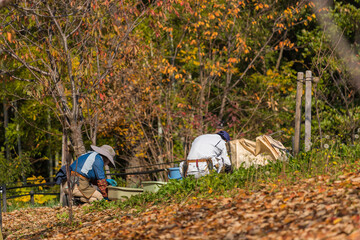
[193, 61, 200, 66]
[17, 195, 31, 202]
[333, 218, 342, 224]
[211, 32, 218, 38]
[35, 194, 57, 204]
[175, 74, 183, 79]
[266, 69, 273, 76]
[27, 175, 46, 185]
[72, 56, 80, 71]
[306, 14, 316, 22]
[135, 152, 147, 158]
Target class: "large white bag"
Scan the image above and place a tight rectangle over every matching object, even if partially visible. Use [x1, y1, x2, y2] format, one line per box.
[228, 135, 288, 169]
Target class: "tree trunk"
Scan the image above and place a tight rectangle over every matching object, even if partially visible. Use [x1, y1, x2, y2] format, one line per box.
[69, 120, 86, 158]
[59, 134, 67, 206]
[3, 101, 9, 161]
[47, 110, 53, 182]
[64, 133, 73, 223]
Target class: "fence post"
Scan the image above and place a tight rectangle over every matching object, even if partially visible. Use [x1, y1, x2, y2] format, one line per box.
[294, 72, 304, 155]
[30, 191, 35, 206]
[0, 185, 2, 231]
[1, 185, 6, 213]
[305, 70, 312, 152]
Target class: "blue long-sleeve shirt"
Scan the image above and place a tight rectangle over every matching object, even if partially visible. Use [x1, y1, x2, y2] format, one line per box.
[70, 151, 106, 180]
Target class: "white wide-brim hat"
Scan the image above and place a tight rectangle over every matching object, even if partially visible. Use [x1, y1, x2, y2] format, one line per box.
[91, 145, 116, 168]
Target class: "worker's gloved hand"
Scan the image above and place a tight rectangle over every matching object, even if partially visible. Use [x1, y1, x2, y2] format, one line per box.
[106, 179, 117, 186]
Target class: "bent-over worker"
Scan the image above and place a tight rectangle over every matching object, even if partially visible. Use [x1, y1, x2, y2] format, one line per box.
[66, 145, 116, 203]
[179, 131, 232, 179]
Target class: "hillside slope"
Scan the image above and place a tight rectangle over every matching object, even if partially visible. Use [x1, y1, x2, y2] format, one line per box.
[3, 172, 360, 239]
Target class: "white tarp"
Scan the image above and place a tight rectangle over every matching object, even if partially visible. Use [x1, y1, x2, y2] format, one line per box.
[229, 135, 288, 169]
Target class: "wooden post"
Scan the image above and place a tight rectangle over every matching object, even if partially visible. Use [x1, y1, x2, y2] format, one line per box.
[294, 72, 304, 155]
[30, 191, 34, 206]
[305, 70, 312, 152]
[0, 185, 2, 230]
[0, 188, 2, 240]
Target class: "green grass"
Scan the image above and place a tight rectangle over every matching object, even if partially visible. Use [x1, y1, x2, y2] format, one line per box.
[5, 198, 61, 212]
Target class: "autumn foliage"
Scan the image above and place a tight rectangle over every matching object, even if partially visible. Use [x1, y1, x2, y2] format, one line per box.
[0, 0, 360, 229]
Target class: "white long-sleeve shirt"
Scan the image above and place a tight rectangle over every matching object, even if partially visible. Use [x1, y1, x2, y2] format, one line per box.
[179, 134, 231, 178]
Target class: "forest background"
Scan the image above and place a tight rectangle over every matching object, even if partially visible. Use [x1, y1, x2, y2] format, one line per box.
[0, 0, 359, 188]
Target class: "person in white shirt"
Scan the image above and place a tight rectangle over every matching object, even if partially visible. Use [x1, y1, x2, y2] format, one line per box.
[179, 131, 232, 178]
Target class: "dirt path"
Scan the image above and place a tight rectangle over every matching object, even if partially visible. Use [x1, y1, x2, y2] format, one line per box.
[3, 172, 360, 239]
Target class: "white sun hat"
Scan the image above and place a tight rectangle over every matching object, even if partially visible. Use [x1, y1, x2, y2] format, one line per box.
[91, 145, 116, 168]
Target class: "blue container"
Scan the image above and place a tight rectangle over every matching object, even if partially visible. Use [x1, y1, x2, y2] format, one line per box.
[168, 167, 182, 180]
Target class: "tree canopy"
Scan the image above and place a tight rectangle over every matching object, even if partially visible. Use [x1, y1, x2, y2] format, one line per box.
[0, 0, 359, 182]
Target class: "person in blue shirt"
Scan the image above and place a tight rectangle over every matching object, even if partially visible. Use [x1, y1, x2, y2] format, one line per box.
[67, 145, 117, 203]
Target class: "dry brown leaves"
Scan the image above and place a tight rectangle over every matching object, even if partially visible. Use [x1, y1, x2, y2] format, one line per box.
[3, 172, 360, 239]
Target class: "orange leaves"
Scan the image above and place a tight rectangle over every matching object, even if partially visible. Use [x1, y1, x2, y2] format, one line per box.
[276, 23, 285, 29]
[228, 58, 238, 64]
[6, 32, 12, 42]
[275, 39, 295, 50]
[254, 3, 269, 11]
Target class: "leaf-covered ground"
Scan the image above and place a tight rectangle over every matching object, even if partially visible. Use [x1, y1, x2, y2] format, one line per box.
[3, 172, 360, 240]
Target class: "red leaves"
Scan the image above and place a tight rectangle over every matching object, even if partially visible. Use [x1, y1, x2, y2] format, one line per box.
[99, 93, 105, 101]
